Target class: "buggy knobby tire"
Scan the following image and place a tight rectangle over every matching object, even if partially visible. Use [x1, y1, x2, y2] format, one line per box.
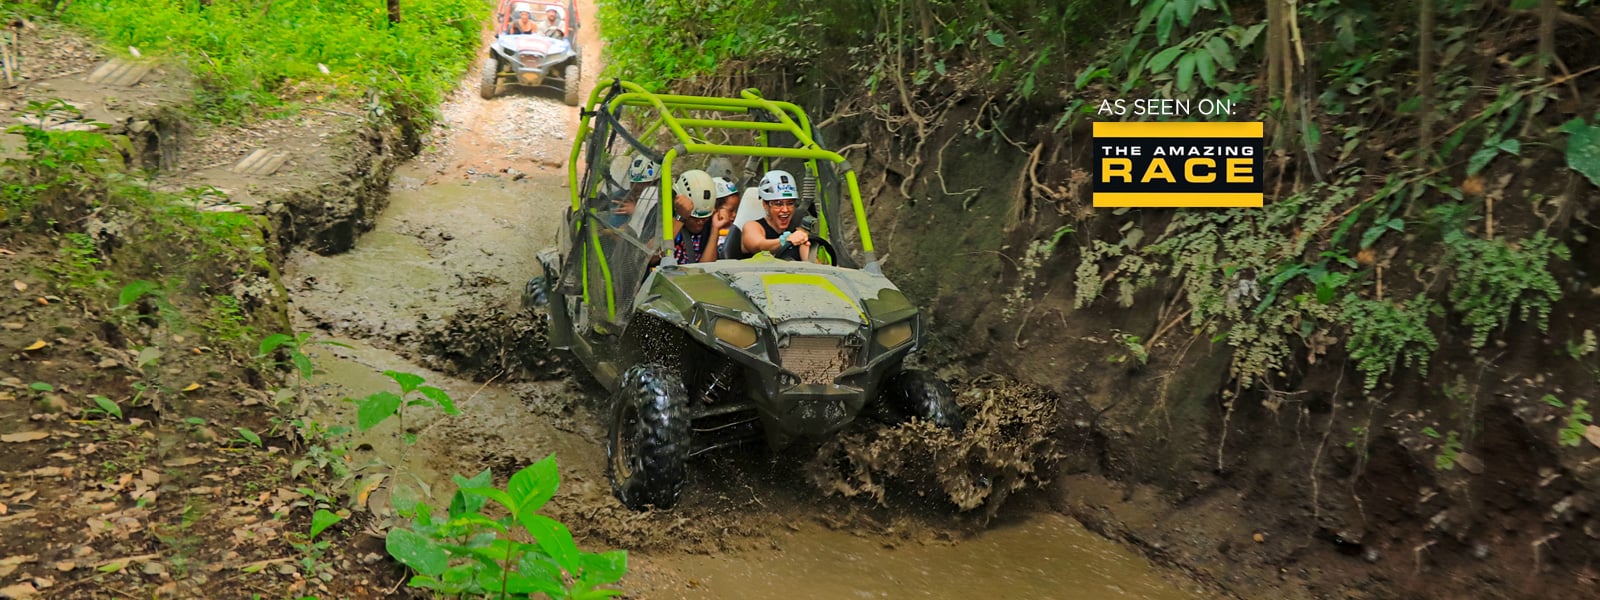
[562, 64, 581, 106]
[606, 363, 690, 510]
[878, 368, 965, 433]
[479, 57, 498, 100]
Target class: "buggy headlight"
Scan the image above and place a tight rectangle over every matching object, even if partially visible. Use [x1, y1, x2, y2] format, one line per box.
[874, 320, 913, 352]
[714, 318, 758, 349]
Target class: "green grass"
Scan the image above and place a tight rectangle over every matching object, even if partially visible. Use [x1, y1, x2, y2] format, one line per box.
[53, 0, 488, 123]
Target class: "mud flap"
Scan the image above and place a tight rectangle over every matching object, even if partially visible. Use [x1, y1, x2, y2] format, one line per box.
[539, 250, 575, 350]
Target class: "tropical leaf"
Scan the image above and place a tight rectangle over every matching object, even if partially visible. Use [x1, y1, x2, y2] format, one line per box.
[1176, 53, 1197, 92]
[357, 391, 403, 431]
[1559, 117, 1600, 188]
[386, 528, 449, 576]
[1146, 46, 1184, 73]
[310, 509, 342, 539]
[384, 370, 425, 394]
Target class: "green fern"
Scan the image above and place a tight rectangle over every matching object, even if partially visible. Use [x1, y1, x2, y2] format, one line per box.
[1430, 205, 1569, 348]
[1341, 294, 1443, 391]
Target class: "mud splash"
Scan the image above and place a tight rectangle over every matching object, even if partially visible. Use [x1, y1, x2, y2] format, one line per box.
[414, 302, 566, 382]
[808, 378, 1067, 518]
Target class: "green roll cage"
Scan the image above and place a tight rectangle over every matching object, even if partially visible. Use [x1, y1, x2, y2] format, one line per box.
[568, 79, 878, 270]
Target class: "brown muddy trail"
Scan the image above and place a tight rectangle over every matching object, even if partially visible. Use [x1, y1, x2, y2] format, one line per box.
[280, 2, 1220, 598]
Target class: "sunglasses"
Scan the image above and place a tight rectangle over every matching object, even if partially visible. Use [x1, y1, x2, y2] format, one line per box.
[765, 200, 797, 208]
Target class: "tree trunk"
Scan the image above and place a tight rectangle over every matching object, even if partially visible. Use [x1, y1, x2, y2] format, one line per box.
[387, 0, 401, 24]
[1417, 0, 1434, 168]
[1266, 0, 1285, 148]
[1537, 0, 1555, 80]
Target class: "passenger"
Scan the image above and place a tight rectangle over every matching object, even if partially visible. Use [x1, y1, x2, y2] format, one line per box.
[509, 9, 539, 34]
[740, 170, 809, 262]
[611, 155, 660, 234]
[669, 170, 722, 265]
[542, 9, 564, 37]
[625, 157, 662, 238]
[599, 154, 631, 203]
[712, 176, 740, 250]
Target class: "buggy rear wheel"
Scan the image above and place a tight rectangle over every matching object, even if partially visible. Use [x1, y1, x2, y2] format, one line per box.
[877, 368, 965, 432]
[562, 64, 580, 106]
[479, 57, 498, 100]
[606, 363, 690, 510]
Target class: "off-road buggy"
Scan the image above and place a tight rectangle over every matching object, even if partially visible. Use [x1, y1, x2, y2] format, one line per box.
[527, 80, 964, 510]
[482, 0, 581, 105]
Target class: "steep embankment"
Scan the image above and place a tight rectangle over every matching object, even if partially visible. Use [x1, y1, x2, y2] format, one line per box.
[602, 1, 1600, 598]
[0, 4, 477, 598]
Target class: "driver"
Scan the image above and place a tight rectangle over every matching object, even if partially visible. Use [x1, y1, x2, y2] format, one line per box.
[542, 8, 565, 37]
[740, 170, 810, 262]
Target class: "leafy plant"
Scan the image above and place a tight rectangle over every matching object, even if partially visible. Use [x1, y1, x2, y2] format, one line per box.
[55, 0, 488, 124]
[386, 456, 627, 599]
[354, 370, 460, 445]
[49, 233, 114, 293]
[1108, 331, 1149, 365]
[204, 294, 256, 346]
[1559, 399, 1593, 448]
[1341, 294, 1443, 391]
[85, 394, 124, 420]
[1566, 330, 1598, 361]
[257, 333, 317, 380]
[1117, 0, 1262, 97]
[112, 280, 182, 329]
[1434, 430, 1464, 471]
[1559, 115, 1600, 189]
[1430, 205, 1569, 349]
[286, 508, 344, 582]
[233, 426, 264, 448]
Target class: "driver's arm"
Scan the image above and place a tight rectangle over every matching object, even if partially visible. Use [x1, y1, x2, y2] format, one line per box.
[741, 223, 782, 255]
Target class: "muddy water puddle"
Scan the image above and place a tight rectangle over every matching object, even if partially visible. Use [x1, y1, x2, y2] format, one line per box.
[284, 160, 1215, 599]
[648, 513, 1208, 599]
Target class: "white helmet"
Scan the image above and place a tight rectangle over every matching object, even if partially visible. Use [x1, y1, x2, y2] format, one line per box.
[706, 157, 737, 184]
[673, 169, 717, 219]
[627, 155, 660, 183]
[606, 155, 632, 190]
[758, 170, 799, 202]
[713, 176, 738, 200]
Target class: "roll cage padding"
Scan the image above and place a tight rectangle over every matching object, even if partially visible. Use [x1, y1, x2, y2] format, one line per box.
[582, 83, 666, 201]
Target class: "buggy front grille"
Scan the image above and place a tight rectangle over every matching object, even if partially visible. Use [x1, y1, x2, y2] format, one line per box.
[779, 336, 856, 385]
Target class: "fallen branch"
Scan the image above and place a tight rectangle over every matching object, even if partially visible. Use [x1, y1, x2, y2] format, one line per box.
[304, 106, 362, 119]
[91, 553, 160, 568]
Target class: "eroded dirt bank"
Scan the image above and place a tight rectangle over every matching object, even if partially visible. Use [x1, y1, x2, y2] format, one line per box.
[781, 67, 1600, 600]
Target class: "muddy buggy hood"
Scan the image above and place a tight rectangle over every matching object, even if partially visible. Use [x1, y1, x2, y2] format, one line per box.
[640, 255, 919, 338]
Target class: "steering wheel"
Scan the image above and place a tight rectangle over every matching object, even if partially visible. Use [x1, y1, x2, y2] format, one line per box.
[807, 236, 838, 266]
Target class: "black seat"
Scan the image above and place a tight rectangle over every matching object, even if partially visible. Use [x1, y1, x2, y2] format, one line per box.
[720, 223, 745, 260]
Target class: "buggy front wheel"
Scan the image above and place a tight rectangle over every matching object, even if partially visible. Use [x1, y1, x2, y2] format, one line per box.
[479, 57, 498, 100]
[876, 368, 965, 432]
[606, 364, 690, 510]
[562, 64, 580, 106]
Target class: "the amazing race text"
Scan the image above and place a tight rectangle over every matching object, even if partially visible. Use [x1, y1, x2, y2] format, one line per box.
[1091, 121, 1265, 208]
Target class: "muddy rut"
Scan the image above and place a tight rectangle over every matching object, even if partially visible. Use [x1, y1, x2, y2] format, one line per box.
[278, 3, 1217, 598]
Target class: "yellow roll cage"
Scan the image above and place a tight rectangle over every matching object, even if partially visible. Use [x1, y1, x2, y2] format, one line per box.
[568, 78, 876, 261]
